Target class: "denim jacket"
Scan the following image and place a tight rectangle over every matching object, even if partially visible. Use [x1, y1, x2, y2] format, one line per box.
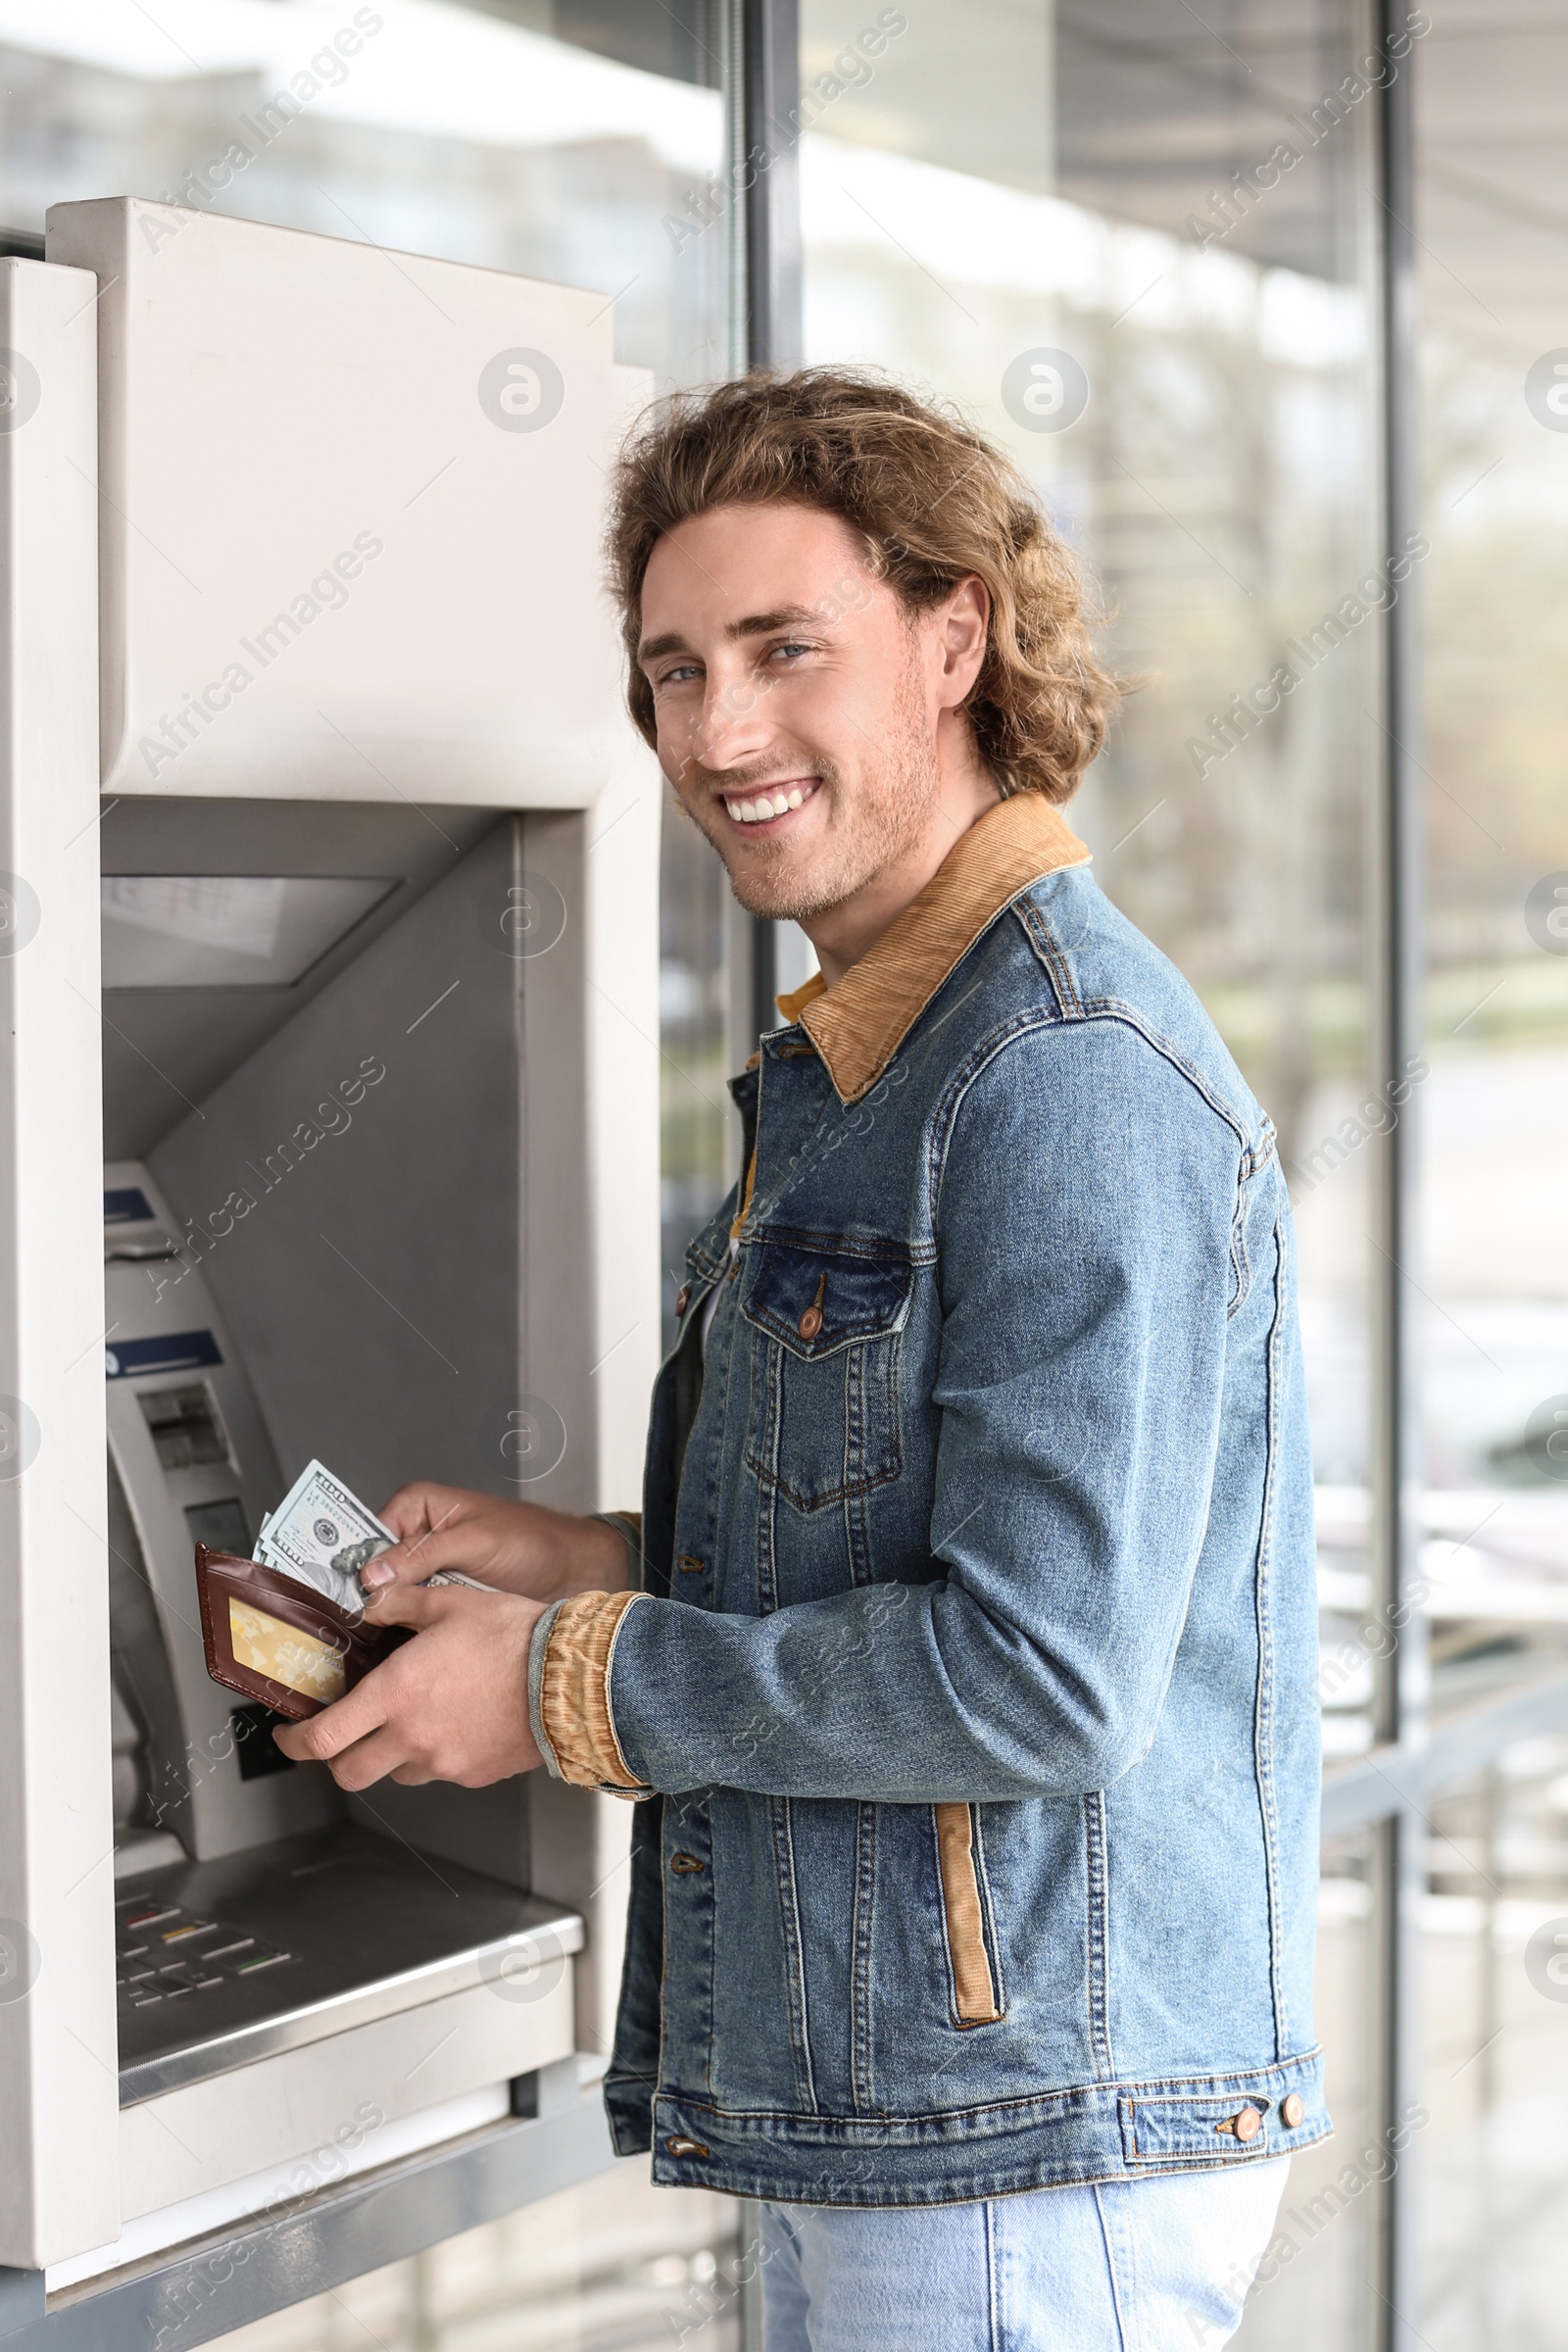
[532, 792, 1328, 2205]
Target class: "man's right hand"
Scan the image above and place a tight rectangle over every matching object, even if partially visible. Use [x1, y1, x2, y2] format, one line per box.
[361, 1483, 630, 1605]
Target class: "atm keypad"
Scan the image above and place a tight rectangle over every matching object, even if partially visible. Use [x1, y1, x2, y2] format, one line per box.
[116, 1889, 294, 2008]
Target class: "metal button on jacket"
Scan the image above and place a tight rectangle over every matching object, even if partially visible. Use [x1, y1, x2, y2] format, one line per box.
[669, 1852, 704, 1874]
[1282, 2092, 1304, 2129]
[674, 1283, 690, 1317]
[798, 1272, 826, 1341]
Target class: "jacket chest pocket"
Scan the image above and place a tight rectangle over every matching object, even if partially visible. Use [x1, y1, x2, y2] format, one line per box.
[740, 1239, 913, 1514]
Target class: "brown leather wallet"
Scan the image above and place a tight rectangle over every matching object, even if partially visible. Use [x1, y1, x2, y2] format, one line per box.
[194, 1544, 409, 1722]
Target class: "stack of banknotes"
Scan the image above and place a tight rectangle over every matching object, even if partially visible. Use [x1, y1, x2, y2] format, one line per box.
[252, 1458, 488, 1621]
[252, 1458, 398, 1618]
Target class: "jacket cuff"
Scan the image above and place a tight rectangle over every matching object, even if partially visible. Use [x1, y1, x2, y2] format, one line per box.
[532, 1589, 652, 1798]
[527, 1596, 568, 1778]
[590, 1509, 646, 1592]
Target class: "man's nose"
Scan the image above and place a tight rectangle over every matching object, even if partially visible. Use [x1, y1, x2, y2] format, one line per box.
[695, 663, 777, 770]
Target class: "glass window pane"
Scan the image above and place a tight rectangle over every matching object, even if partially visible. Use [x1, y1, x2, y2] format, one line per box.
[1422, 1738, 1568, 2343]
[801, 0, 1381, 1748]
[2, 1, 725, 375]
[1416, 8, 1568, 1711]
[801, 22, 1392, 2344]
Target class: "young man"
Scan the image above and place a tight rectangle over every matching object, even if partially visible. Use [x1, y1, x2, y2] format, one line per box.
[279, 370, 1327, 2348]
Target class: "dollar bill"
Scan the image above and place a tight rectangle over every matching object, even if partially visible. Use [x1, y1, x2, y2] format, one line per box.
[253, 1458, 395, 1617]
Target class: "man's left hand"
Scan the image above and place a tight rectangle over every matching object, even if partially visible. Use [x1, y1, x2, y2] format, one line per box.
[272, 1581, 547, 1789]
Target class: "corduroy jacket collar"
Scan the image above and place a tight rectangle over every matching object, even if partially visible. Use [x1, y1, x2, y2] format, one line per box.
[774, 791, 1092, 1104]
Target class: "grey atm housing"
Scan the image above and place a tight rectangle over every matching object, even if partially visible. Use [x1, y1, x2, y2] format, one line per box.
[0, 197, 660, 2286]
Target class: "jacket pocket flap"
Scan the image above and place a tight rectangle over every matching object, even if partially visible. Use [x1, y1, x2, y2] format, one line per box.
[1119, 2092, 1274, 2163]
[740, 1238, 914, 1359]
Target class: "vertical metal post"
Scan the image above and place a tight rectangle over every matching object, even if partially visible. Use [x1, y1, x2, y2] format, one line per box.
[737, 0, 803, 1054]
[730, 10, 802, 2315]
[1370, 7, 1425, 2345]
[1372, 0, 1425, 1756]
[741, 0, 803, 373]
[1369, 1808, 1424, 2350]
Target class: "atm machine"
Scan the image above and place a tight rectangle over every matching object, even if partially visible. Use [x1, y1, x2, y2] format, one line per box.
[0, 199, 661, 2338]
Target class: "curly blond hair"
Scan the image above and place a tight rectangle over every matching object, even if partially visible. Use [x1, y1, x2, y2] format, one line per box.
[605, 367, 1120, 802]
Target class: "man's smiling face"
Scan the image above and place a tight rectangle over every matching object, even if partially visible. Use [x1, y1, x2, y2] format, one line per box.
[637, 501, 965, 924]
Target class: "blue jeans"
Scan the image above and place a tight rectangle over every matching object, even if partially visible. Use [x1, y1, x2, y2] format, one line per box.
[759, 2161, 1289, 2351]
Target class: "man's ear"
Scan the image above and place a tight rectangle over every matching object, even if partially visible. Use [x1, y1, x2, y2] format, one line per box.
[934, 576, 990, 708]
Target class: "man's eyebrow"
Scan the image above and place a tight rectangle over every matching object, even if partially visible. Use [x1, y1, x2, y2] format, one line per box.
[722, 605, 823, 640]
[637, 605, 828, 667]
[636, 630, 690, 665]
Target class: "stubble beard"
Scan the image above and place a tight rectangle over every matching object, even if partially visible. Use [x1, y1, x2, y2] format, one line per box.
[679, 665, 943, 925]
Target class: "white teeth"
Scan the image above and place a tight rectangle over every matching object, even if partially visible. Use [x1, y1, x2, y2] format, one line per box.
[726, 781, 816, 824]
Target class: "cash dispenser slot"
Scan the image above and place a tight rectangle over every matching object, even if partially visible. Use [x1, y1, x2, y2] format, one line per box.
[137, 1385, 231, 1472]
[100, 798, 584, 2144]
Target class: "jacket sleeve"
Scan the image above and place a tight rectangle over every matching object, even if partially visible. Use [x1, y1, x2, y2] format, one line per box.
[550, 1017, 1246, 1803]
